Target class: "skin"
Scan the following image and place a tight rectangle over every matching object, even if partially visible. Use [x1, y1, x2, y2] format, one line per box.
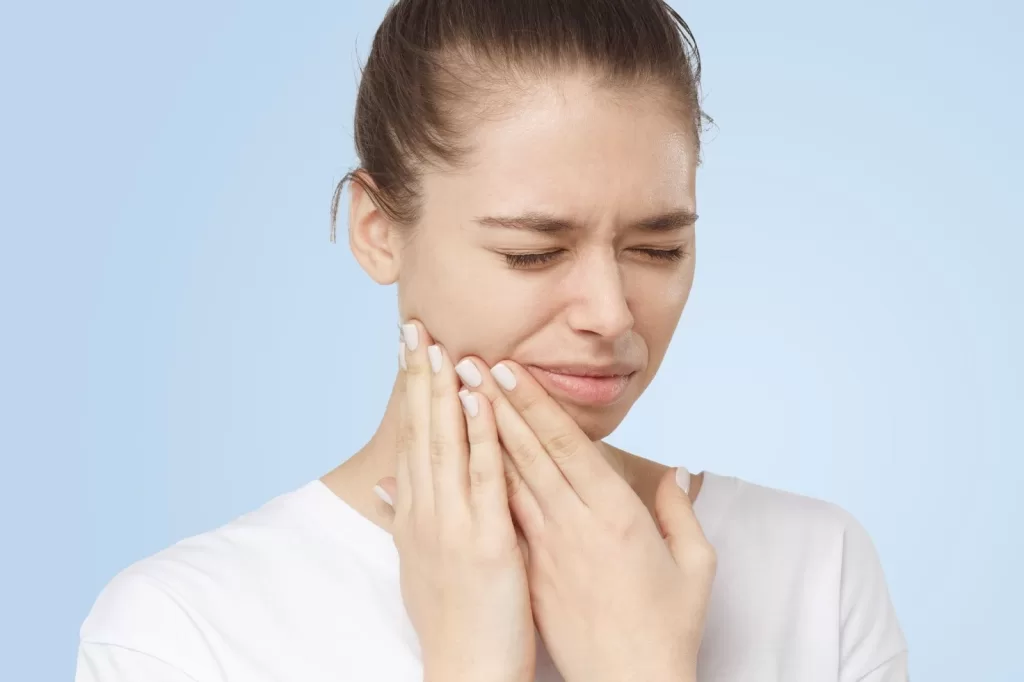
[326, 73, 704, 519]
[321, 72, 712, 679]
[381, 321, 715, 682]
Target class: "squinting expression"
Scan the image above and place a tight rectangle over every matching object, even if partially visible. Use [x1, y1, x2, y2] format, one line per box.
[396, 75, 698, 440]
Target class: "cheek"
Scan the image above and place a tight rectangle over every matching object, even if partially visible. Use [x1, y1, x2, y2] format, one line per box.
[400, 245, 547, 359]
[625, 267, 693, 335]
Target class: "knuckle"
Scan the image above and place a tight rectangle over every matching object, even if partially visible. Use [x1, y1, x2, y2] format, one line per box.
[429, 432, 451, 463]
[404, 358, 429, 377]
[490, 393, 517, 419]
[497, 448, 524, 498]
[545, 430, 580, 462]
[466, 420, 491, 446]
[682, 541, 718, 574]
[517, 390, 545, 416]
[504, 467, 523, 499]
[466, 429, 487, 447]
[597, 500, 649, 538]
[468, 464, 491, 490]
[395, 424, 415, 453]
[606, 510, 639, 539]
[430, 374, 449, 399]
[508, 439, 538, 469]
[701, 543, 719, 570]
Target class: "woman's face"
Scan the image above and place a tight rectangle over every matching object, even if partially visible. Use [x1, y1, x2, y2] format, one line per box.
[388, 76, 698, 440]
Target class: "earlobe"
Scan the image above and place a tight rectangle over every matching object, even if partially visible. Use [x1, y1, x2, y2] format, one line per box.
[347, 173, 401, 285]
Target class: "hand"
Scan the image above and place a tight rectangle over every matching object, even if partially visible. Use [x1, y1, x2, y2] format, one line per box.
[456, 357, 716, 682]
[376, 321, 536, 682]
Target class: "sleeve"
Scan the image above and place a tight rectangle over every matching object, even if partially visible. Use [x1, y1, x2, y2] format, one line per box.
[76, 643, 199, 682]
[77, 568, 224, 682]
[836, 513, 910, 682]
[855, 650, 910, 682]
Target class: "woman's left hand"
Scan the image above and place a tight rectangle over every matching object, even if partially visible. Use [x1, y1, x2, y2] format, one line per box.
[453, 358, 717, 682]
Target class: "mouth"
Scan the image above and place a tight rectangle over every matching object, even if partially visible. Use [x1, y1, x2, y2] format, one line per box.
[526, 363, 639, 407]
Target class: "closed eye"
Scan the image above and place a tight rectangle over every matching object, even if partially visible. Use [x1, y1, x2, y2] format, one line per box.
[633, 247, 686, 262]
[502, 250, 565, 268]
[501, 247, 687, 270]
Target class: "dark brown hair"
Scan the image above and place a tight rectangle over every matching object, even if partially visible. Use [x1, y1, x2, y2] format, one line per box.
[330, 0, 711, 242]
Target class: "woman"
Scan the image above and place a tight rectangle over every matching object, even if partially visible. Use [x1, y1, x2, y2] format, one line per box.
[77, 1, 908, 680]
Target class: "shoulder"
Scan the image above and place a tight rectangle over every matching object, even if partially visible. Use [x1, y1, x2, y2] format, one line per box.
[705, 473, 909, 678]
[705, 472, 901, 592]
[78, 564, 221, 681]
[79, 482, 324, 665]
[698, 471, 860, 547]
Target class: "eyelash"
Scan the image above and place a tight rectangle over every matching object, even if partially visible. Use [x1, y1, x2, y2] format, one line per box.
[503, 248, 686, 269]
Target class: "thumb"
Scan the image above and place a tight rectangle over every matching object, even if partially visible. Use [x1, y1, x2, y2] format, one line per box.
[653, 467, 708, 565]
[513, 517, 530, 568]
[374, 476, 397, 510]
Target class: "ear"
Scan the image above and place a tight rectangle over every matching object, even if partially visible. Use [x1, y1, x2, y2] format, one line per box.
[347, 172, 401, 285]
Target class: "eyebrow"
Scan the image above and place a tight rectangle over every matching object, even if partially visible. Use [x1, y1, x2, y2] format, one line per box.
[472, 209, 698, 234]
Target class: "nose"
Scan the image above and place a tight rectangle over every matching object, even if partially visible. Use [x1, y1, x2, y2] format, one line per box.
[564, 250, 634, 339]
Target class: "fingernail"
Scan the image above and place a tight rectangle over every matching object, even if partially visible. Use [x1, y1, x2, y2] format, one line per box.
[401, 323, 419, 351]
[458, 390, 479, 418]
[399, 341, 407, 370]
[373, 484, 393, 507]
[455, 359, 482, 387]
[490, 363, 516, 391]
[675, 467, 691, 496]
[427, 345, 442, 374]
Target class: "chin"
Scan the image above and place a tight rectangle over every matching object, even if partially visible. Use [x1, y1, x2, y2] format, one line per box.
[558, 401, 630, 441]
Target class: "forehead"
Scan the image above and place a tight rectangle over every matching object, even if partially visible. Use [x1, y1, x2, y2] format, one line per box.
[423, 77, 697, 220]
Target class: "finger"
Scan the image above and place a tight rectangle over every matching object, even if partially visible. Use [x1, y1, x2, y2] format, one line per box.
[514, 518, 531, 568]
[455, 357, 580, 518]
[400, 320, 435, 516]
[459, 389, 545, 537]
[393, 341, 413, 519]
[485, 360, 621, 506]
[655, 468, 715, 573]
[375, 477, 397, 511]
[501, 447, 545, 539]
[428, 343, 471, 524]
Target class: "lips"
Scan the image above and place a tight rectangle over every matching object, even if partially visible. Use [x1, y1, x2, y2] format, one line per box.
[526, 363, 639, 407]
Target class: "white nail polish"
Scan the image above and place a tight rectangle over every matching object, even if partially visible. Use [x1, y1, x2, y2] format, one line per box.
[455, 359, 482, 387]
[427, 345, 442, 374]
[401, 324, 419, 351]
[399, 342, 407, 370]
[459, 391, 479, 417]
[490, 363, 516, 391]
[373, 484, 393, 506]
[675, 466, 691, 496]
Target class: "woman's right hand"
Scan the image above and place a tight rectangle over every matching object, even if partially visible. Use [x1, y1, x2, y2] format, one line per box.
[376, 320, 536, 682]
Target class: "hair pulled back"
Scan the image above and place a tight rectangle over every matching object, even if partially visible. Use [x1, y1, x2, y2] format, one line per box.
[331, 0, 710, 241]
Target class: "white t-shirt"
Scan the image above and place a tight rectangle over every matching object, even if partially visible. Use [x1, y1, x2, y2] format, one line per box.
[76, 472, 909, 681]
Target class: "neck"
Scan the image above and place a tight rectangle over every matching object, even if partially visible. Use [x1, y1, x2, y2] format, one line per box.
[321, 369, 649, 533]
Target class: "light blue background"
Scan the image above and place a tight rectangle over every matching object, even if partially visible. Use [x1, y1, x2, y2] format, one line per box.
[1, 1, 1020, 680]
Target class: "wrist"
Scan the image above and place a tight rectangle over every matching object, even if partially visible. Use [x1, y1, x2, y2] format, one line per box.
[424, 664, 531, 682]
[425, 674, 530, 682]
[584, 666, 696, 682]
